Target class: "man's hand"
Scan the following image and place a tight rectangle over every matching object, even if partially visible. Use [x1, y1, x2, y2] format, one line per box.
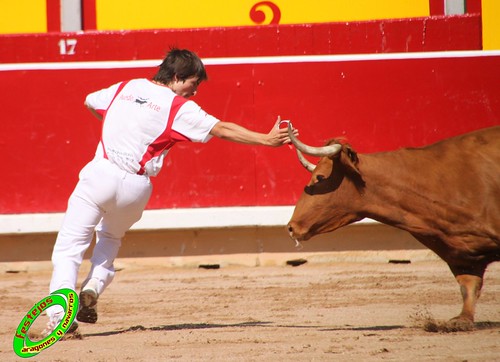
[266, 116, 299, 147]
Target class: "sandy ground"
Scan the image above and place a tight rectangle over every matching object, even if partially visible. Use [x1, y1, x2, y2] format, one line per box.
[1, 257, 499, 362]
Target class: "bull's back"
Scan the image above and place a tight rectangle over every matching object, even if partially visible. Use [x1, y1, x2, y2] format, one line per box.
[448, 127, 500, 240]
[374, 126, 499, 246]
[397, 126, 499, 189]
[425, 126, 500, 192]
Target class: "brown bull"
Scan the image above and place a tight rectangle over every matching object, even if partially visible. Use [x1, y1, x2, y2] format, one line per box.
[286, 125, 500, 330]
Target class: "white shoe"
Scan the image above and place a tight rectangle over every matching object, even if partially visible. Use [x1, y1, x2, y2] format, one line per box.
[41, 311, 79, 338]
[77, 279, 99, 324]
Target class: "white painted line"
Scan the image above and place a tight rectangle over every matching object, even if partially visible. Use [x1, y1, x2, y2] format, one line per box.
[1, 50, 499, 71]
[202, 50, 500, 65]
[0, 206, 377, 234]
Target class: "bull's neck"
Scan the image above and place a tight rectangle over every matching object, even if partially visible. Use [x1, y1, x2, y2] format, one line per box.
[357, 152, 434, 233]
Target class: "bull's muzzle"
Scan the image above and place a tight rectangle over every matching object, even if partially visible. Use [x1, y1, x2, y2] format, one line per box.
[287, 222, 304, 249]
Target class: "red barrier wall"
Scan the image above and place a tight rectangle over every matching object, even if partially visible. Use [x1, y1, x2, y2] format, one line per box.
[1, 18, 499, 214]
[0, 16, 481, 63]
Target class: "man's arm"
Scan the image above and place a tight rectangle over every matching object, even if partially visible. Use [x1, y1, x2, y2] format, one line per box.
[209, 118, 297, 147]
[84, 101, 103, 121]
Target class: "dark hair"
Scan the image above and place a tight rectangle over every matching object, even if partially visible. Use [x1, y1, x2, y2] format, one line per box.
[153, 48, 207, 84]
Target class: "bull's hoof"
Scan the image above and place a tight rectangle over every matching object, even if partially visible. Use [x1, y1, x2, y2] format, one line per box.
[445, 317, 474, 332]
[422, 317, 474, 333]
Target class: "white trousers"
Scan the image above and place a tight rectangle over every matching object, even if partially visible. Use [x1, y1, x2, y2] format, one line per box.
[49, 158, 152, 308]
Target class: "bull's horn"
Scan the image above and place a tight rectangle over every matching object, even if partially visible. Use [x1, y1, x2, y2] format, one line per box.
[296, 149, 316, 172]
[287, 123, 342, 157]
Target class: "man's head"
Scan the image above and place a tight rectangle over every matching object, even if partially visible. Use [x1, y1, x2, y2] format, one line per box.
[153, 48, 207, 98]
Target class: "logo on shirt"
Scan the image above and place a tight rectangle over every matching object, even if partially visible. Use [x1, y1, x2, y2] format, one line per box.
[134, 97, 148, 106]
[118, 94, 161, 112]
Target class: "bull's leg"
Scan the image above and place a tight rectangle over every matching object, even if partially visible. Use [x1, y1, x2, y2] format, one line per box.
[448, 265, 485, 330]
[453, 274, 483, 321]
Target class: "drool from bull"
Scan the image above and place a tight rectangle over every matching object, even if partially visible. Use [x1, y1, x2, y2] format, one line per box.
[286, 125, 500, 330]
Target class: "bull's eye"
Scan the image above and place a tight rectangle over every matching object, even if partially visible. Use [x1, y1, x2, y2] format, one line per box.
[305, 174, 330, 193]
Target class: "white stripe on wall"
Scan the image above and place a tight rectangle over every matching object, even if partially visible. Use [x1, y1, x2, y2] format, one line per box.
[0, 206, 377, 234]
[1, 50, 500, 72]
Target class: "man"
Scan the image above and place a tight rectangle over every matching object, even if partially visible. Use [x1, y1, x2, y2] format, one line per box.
[43, 48, 297, 336]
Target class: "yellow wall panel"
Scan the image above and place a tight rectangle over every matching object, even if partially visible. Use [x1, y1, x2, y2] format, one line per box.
[96, 0, 429, 31]
[0, 0, 47, 34]
[482, 0, 500, 50]
[282, 0, 429, 23]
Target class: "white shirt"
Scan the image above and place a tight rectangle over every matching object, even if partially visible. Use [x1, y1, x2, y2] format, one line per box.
[85, 79, 220, 176]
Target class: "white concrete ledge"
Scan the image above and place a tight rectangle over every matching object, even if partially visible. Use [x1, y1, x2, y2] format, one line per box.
[0, 206, 378, 234]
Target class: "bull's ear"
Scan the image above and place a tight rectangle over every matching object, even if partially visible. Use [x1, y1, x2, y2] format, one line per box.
[337, 144, 361, 176]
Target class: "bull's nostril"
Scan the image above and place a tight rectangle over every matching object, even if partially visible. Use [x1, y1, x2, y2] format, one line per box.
[287, 224, 293, 233]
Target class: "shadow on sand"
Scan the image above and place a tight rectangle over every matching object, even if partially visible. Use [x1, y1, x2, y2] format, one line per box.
[82, 321, 413, 338]
[83, 321, 272, 337]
